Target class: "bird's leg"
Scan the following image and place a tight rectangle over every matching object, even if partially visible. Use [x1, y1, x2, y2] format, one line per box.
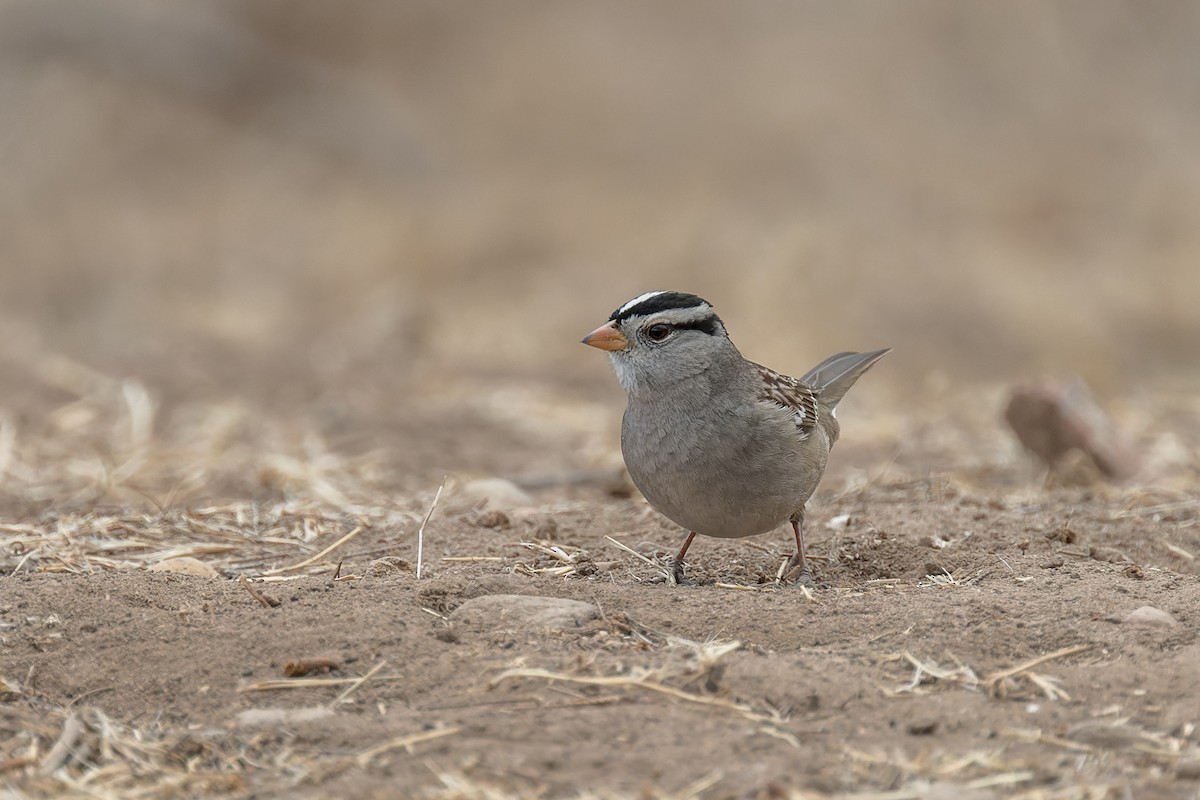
[785, 510, 811, 582]
[672, 531, 697, 586]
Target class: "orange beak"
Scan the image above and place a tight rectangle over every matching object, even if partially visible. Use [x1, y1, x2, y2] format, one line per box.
[581, 321, 629, 351]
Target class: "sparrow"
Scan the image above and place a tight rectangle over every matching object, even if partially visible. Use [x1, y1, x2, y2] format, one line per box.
[583, 290, 889, 584]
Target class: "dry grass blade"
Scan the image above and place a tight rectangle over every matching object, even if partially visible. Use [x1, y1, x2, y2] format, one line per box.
[238, 674, 408, 692]
[984, 643, 1092, 697]
[489, 667, 798, 747]
[674, 770, 724, 799]
[517, 541, 576, 563]
[889, 651, 980, 695]
[603, 535, 671, 580]
[38, 711, 85, 776]
[1003, 727, 1095, 753]
[330, 660, 386, 708]
[355, 726, 459, 767]
[260, 526, 363, 576]
[238, 574, 280, 608]
[416, 478, 447, 580]
[1163, 542, 1196, 561]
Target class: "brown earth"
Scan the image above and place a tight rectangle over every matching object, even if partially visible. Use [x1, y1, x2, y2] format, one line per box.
[2, 377, 1199, 799]
[3, 4, 1200, 798]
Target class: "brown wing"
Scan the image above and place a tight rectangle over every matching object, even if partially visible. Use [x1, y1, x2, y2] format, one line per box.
[756, 364, 819, 439]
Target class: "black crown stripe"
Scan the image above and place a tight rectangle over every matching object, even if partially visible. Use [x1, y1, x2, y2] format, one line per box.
[609, 291, 714, 322]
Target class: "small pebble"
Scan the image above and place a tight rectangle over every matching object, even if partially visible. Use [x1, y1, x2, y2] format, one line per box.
[450, 594, 601, 631]
[1122, 606, 1178, 628]
[473, 510, 511, 529]
[367, 557, 412, 577]
[458, 478, 533, 511]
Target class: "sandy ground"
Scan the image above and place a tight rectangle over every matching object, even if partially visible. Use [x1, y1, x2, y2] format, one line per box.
[2, 376, 1199, 799]
[2, 4, 1200, 798]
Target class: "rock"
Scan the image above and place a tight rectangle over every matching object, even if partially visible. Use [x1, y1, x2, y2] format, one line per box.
[148, 557, 219, 577]
[449, 594, 600, 631]
[458, 478, 533, 511]
[471, 509, 511, 529]
[367, 556, 412, 576]
[1122, 606, 1178, 628]
[1004, 377, 1138, 480]
[1039, 556, 1065, 569]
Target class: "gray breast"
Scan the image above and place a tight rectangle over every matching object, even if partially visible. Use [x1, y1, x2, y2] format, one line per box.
[621, 397, 827, 539]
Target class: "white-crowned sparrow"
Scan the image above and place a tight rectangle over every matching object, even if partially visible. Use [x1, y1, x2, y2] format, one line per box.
[582, 290, 889, 585]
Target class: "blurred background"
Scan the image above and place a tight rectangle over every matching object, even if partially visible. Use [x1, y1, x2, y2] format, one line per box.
[0, 0, 1197, 508]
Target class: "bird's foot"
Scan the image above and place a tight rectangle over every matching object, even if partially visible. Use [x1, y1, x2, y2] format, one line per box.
[782, 557, 814, 586]
[670, 561, 698, 587]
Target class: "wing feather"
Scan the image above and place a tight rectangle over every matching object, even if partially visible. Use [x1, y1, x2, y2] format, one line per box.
[756, 364, 819, 439]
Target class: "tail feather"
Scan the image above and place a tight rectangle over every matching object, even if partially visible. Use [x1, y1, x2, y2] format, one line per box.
[802, 348, 891, 409]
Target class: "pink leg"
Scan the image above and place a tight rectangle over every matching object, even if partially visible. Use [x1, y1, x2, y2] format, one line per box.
[673, 531, 697, 585]
[787, 510, 810, 578]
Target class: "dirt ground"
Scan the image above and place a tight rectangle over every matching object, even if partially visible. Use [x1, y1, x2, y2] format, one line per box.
[2, 374, 1199, 800]
[3, 4, 1200, 798]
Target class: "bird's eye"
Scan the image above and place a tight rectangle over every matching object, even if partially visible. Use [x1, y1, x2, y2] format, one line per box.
[646, 324, 672, 341]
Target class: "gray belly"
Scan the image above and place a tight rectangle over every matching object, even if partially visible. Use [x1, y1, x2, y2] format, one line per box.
[621, 401, 828, 539]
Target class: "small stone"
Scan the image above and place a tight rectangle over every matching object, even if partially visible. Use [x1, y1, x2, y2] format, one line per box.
[1004, 376, 1138, 480]
[449, 594, 600, 631]
[1046, 528, 1078, 544]
[1040, 556, 1065, 569]
[1122, 606, 1178, 628]
[367, 557, 412, 576]
[1122, 564, 1146, 580]
[1089, 546, 1130, 564]
[472, 510, 511, 529]
[458, 478, 533, 511]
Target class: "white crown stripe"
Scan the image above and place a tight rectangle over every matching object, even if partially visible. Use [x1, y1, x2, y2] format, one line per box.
[616, 290, 668, 316]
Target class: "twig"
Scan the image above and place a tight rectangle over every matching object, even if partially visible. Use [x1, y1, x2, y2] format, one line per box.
[39, 712, 85, 776]
[517, 542, 576, 563]
[238, 574, 280, 608]
[965, 771, 1035, 790]
[331, 660, 386, 708]
[1163, 542, 1196, 561]
[238, 674, 408, 692]
[355, 727, 459, 767]
[261, 527, 363, 576]
[675, 771, 724, 799]
[9, 549, 36, 577]
[985, 643, 1092, 695]
[416, 478, 446, 580]
[603, 536, 666, 572]
[487, 666, 796, 748]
